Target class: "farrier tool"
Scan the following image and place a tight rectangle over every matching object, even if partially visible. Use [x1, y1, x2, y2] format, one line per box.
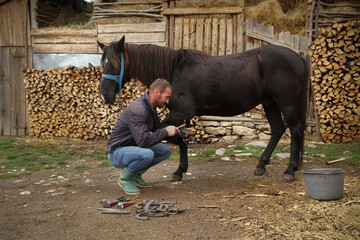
[100, 196, 130, 208]
[97, 208, 130, 215]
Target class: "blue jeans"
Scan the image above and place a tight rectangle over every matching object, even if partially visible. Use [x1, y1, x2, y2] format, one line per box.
[108, 143, 171, 175]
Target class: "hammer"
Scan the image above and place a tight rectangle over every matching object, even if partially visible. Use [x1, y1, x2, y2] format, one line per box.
[177, 120, 187, 129]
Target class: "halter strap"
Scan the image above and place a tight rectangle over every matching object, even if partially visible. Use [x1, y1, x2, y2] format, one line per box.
[101, 53, 125, 99]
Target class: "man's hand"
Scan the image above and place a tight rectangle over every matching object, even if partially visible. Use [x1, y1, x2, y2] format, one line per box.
[165, 126, 178, 137]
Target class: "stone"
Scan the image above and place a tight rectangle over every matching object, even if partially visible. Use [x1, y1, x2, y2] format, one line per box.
[215, 148, 226, 155]
[243, 122, 255, 128]
[245, 141, 267, 147]
[276, 153, 290, 159]
[259, 133, 271, 140]
[220, 121, 232, 127]
[205, 127, 226, 135]
[233, 126, 256, 136]
[201, 121, 219, 127]
[221, 135, 239, 143]
[241, 135, 258, 140]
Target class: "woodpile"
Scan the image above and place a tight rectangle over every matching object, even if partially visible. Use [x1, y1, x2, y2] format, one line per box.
[308, 20, 360, 143]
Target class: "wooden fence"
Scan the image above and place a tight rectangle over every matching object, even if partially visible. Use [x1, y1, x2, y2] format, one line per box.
[245, 19, 309, 56]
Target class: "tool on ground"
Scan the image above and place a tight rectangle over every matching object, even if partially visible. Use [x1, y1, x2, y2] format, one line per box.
[100, 196, 130, 208]
[116, 201, 136, 209]
[134, 200, 186, 220]
[97, 208, 130, 215]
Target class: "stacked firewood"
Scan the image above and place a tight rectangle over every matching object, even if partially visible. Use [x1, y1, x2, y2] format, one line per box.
[308, 20, 359, 143]
[23, 65, 206, 141]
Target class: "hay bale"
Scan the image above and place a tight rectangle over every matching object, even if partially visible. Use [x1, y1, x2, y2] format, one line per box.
[245, 0, 307, 35]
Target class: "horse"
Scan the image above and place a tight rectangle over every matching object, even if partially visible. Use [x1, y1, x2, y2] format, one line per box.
[97, 36, 309, 182]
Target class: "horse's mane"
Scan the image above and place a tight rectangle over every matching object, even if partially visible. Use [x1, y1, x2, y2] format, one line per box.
[125, 44, 176, 87]
[124, 44, 210, 86]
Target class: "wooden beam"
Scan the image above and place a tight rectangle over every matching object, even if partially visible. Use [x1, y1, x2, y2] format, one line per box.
[163, 6, 243, 15]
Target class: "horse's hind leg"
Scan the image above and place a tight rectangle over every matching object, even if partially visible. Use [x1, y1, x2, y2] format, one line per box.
[282, 116, 304, 182]
[254, 103, 286, 176]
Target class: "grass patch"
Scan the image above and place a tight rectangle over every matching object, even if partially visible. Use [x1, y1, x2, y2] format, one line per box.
[73, 165, 90, 173]
[93, 154, 108, 160]
[99, 161, 111, 167]
[304, 141, 360, 167]
[48, 151, 69, 161]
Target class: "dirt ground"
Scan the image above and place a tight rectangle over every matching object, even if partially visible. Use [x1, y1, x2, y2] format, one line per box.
[0, 138, 359, 240]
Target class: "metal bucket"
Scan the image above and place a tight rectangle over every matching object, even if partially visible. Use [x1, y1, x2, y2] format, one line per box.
[303, 168, 345, 200]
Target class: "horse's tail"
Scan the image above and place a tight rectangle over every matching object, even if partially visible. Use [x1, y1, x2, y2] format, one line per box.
[298, 56, 310, 169]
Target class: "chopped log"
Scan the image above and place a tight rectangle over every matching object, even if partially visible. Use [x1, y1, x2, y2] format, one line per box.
[308, 20, 360, 143]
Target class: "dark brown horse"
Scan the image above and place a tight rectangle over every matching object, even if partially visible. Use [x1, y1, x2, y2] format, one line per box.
[97, 36, 309, 182]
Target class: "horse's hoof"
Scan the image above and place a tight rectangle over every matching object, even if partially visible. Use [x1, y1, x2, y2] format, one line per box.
[254, 167, 266, 176]
[282, 173, 295, 182]
[170, 174, 182, 182]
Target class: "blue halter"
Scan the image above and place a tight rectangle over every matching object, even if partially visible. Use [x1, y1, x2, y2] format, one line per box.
[101, 53, 124, 99]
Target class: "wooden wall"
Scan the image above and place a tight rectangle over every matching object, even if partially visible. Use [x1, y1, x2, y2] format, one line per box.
[0, 0, 30, 136]
[171, 16, 243, 55]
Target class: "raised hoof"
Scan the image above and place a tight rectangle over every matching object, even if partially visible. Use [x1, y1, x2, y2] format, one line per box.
[254, 167, 266, 176]
[282, 173, 296, 182]
[170, 174, 182, 182]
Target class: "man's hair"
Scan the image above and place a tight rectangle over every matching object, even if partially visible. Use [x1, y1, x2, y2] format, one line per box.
[149, 78, 171, 93]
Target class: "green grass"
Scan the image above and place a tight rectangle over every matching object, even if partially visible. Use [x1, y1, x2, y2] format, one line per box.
[1, 137, 358, 180]
[73, 165, 90, 173]
[0, 138, 74, 180]
[304, 141, 360, 167]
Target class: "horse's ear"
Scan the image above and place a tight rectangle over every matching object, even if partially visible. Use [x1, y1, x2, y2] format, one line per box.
[114, 36, 125, 52]
[97, 41, 106, 51]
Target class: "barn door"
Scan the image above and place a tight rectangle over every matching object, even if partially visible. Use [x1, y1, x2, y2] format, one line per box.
[0, 47, 28, 136]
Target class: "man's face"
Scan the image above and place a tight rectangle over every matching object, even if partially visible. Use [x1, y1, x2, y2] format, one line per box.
[155, 87, 172, 108]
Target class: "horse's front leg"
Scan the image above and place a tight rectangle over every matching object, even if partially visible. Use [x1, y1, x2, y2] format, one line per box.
[171, 140, 188, 181]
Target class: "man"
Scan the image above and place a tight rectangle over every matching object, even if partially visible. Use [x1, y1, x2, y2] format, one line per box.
[107, 78, 178, 195]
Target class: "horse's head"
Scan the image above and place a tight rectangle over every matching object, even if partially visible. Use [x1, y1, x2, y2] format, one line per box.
[98, 36, 126, 105]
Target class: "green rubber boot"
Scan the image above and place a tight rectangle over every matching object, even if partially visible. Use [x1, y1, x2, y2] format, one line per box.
[132, 168, 152, 188]
[118, 168, 140, 195]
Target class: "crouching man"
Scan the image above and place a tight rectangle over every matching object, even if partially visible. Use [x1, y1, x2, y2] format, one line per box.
[107, 78, 178, 195]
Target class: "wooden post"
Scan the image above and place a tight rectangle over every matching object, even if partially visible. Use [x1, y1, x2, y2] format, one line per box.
[168, 0, 175, 49]
[211, 18, 219, 56]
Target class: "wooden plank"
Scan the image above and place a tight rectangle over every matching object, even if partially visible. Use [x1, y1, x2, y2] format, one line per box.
[245, 19, 254, 51]
[218, 19, 226, 55]
[203, 18, 212, 54]
[2, 48, 11, 135]
[33, 44, 99, 54]
[189, 19, 196, 49]
[232, 15, 237, 53]
[97, 22, 166, 34]
[174, 17, 183, 50]
[195, 19, 204, 51]
[98, 32, 165, 44]
[0, 47, 3, 134]
[163, 6, 243, 15]
[0, 0, 25, 46]
[31, 28, 97, 37]
[226, 18, 233, 55]
[15, 48, 26, 135]
[168, 1, 175, 49]
[237, 13, 244, 52]
[32, 36, 97, 44]
[211, 18, 219, 56]
[182, 18, 190, 49]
